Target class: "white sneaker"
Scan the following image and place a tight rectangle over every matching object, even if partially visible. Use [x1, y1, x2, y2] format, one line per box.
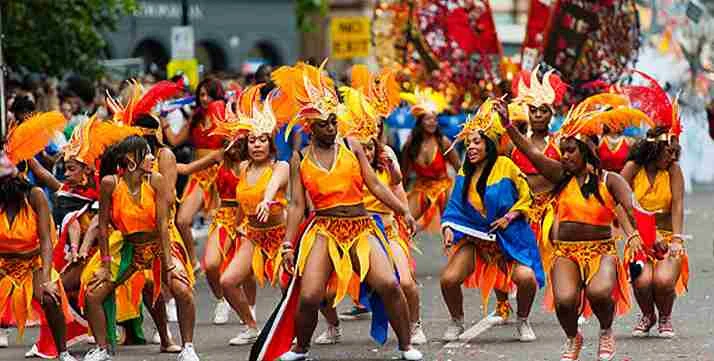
[177, 343, 200, 361]
[229, 327, 259, 345]
[517, 318, 537, 342]
[59, 351, 79, 361]
[314, 324, 342, 345]
[442, 319, 464, 342]
[0, 329, 8, 348]
[213, 299, 231, 325]
[410, 320, 427, 345]
[277, 351, 309, 361]
[167, 298, 178, 323]
[82, 347, 112, 361]
[25, 344, 40, 358]
[485, 310, 509, 325]
[152, 327, 173, 345]
[400, 347, 423, 360]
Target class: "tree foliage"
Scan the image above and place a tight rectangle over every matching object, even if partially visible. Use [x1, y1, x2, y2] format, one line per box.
[2, 0, 137, 78]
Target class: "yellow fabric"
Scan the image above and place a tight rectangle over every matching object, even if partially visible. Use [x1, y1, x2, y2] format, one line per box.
[236, 165, 287, 216]
[466, 156, 532, 216]
[362, 169, 393, 214]
[0, 256, 39, 339]
[0, 200, 39, 254]
[633, 168, 672, 212]
[247, 224, 286, 287]
[296, 216, 393, 307]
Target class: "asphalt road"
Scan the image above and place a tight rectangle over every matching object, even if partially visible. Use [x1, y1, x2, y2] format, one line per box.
[2, 192, 714, 361]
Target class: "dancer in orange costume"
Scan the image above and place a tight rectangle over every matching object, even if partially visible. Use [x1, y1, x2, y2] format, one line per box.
[164, 78, 226, 271]
[27, 115, 139, 359]
[498, 96, 653, 361]
[209, 85, 292, 345]
[619, 72, 688, 339]
[0, 112, 77, 361]
[251, 61, 422, 361]
[400, 87, 460, 231]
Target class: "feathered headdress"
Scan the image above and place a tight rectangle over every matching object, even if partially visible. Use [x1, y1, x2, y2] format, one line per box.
[337, 86, 380, 143]
[446, 99, 505, 154]
[508, 102, 529, 124]
[212, 85, 290, 148]
[63, 115, 140, 169]
[400, 87, 448, 117]
[512, 64, 568, 108]
[613, 70, 682, 142]
[106, 79, 183, 143]
[5, 111, 67, 165]
[351, 65, 401, 118]
[272, 60, 339, 136]
[557, 93, 653, 154]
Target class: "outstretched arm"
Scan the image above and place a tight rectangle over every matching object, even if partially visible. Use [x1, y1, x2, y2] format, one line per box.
[176, 149, 223, 175]
[256, 161, 289, 223]
[494, 101, 565, 184]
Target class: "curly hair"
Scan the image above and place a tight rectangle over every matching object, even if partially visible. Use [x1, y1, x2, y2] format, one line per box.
[627, 126, 676, 166]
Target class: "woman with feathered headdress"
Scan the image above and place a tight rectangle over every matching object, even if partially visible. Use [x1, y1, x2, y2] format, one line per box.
[0, 112, 77, 361]
[496, 96, 655, 361]
[26, 115, 141, 359]
[208, 83, 294, 346]
[399, 87, 461, 234]
[251, 60, 422, 361]
[439, 99, 544, 344]
[619, 71, 688, 340]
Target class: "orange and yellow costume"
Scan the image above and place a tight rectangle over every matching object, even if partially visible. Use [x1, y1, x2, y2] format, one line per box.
[208, 163, 242, 273]
[626, 168, 689, 295]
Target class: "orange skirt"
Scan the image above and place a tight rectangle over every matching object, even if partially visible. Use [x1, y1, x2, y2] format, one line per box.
[383, 214, 416, 272]
[623, 230, 689, 296]
[543, 239, 631, 318]
[207, 206, 241, 273]
[452, 240, 515, 314]
[248, 224, 286, 288]
[530, 191, 555, 271]
[0, 254, 72, 340]
[411, 177, 452, 230]
[182, 164, 219, 209]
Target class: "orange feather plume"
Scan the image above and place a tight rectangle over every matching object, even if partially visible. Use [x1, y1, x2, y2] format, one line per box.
[238, 84, 264, 118]
[350, 64, 372, 94]
[6, 111, 67, 165]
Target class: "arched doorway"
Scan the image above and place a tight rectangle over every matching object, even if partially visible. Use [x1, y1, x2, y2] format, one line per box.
[196, 40, 227, 72]
[253, 40, 284, 66]
[131, 38, 169, 75]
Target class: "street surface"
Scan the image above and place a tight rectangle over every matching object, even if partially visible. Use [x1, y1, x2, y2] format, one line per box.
[2, 192, 714, 361]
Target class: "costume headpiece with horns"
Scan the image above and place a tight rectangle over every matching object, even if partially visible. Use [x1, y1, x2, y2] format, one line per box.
[446, 99, 506, 154]
[557, 93, 653, 155]
[211, 84, 293, 148]
[1, 111, 67, 177]
[350, 65, 401, 118]
[106, 79, 183, 144]
[400, 87, 448, 117]
[63, 115, 141, 169]
[271, 60, 339, 137]
[337, 86, 380, 143]
[512, 64, 568, 108]
[613, 70, 682, 143]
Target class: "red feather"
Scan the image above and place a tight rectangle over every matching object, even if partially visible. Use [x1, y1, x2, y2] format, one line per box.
[206, 100, 227, 122]
[132, 81, 183, 121]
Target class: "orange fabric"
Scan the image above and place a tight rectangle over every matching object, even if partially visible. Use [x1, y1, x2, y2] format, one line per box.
[598, 138, 629, 172]
[362, 169, 392, 214]
[633, 168, 672, 212]
[236, 164, 287, 216]
[208, 207, 241, 272]
[181, 164, 220, 209]
[452, 240, 515, 314]
[111, 177, 156, 234]
[0, 201, 39, 254]
[248, 224, 287, 287]
[556, 176, 617, 226]
[543, 239, 631, 318]
[411, 177, 452, 229]
[511, 140, 561, 175]
[412, 148, 447, 179]
[300, 143, 364, 210]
